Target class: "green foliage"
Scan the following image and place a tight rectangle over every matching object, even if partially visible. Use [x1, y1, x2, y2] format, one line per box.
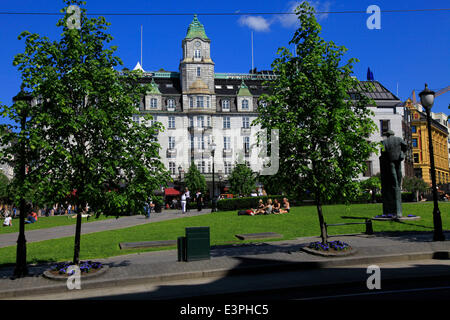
[4, 0, 171, 262]
[228, 163, 256, 196]
[402, 176, 429, 193]
[360, 175, 381, 191]
[184, 162, 207, 194]
[254, 2, 378, 206]
[0, 172, 9, 202]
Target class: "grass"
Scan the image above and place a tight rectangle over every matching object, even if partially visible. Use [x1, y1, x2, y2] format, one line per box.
[0, 202, 448, 266]
[0, 214, 114, 234]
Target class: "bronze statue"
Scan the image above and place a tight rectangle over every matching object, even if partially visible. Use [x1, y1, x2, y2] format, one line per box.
[379, 130, 408, 217]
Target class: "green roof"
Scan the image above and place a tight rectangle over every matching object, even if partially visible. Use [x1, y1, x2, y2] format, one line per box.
[237, 80, 252, 97]
[185, 14, 209, 40]
[146, 78, 161, 95]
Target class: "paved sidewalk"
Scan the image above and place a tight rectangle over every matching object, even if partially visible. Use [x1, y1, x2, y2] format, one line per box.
[0, 231, 449, 299]
[0, 209, 211, 248]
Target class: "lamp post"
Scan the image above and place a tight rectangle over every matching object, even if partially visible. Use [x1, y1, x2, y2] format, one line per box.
[218, 170, 223, 197]
[210, 141, 217, 212]
[178, 165, 183, 184]
[12, 88, 30, 277]
[419, 83, 445, 241]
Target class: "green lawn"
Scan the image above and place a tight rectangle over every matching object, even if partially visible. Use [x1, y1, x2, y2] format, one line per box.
[0, 214, 114, 234]
[0, 202, 448, 266]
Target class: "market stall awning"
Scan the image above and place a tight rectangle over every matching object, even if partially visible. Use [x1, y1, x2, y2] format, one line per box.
[165, 188, 181, 196]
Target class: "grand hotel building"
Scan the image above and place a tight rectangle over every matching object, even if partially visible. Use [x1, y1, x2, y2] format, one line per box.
[130, 15, 411, 195]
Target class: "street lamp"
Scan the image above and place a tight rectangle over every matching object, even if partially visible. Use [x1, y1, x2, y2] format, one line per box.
[210, 141, 217, 212]
[218, 170, 223, 197]
[12, 87, 31, 277]
[178, 165, 183, 182]
[419, 83, 445, 241]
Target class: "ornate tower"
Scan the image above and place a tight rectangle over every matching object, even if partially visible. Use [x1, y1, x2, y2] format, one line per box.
[180, 15, 215, 112]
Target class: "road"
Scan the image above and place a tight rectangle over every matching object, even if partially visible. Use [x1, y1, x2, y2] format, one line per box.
[9, 258, 450, 301]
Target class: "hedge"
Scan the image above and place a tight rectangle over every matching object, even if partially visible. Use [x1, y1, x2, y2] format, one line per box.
[217, 195, 286, 211]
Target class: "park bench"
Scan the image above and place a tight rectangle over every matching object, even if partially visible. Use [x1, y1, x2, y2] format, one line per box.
[324, 216, 374, 235]
[235, 232, 283, 240]
[119, 240, 177, 250]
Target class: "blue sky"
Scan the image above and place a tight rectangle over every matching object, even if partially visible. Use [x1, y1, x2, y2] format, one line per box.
[0, 0, 449, 126]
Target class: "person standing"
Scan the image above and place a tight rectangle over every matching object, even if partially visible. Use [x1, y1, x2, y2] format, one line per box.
[185, 187, 190, 212]
[181, 191, 187, 214]
[196, 190, 202, 211]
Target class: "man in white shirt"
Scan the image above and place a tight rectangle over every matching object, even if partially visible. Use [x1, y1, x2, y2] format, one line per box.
[184, 188, 190, 212]
[181, 192, 187, 214]
[3, 216, 12, 227]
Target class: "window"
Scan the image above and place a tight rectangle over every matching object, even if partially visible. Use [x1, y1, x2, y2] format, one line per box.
[149, 116, 158, 127]
[197, 136, 205, 150]
[215, 85, 222, 89]
[224, 161, 232, 174]
[132, 115, 140, 124]
[197, 96, 204, 108]
[168, 116, 175, 129]
[224, 137, 231, 150]
[242, 117, 250, 128]
[207, 116, 211, 127]
[168, 137, 175, 149]
[363, 161, 372, 177]
[411, 125, 417, 133]
[380, 120, 390, 136]
[169, 162, 176, 175]
[413, 153, 419, 163]
[194, 49, 201, 58]
[197, 67, 201, 77]
[222, 100, 230, 111]
[189, 96, 194, 108]
[242, 99, 249, 110]
[412, 138, 418, 148]
[167, 99, 175, 109]
[189, 117, 194, 128]
[206, 96, 210, 108]
[197, 116, 204, 128]
[414, 168, 423, 178]
[223, 117, 230, 129]
[244, 136, 250, 154]
[165, 84, 173, 88]
[226, 85, 233, 89]
[150, 98, 158, 109]
[190, 135, 194, 149]
[197, 161, 205, 173]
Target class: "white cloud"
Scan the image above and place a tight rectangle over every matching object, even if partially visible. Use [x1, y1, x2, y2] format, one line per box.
[277, 1, 331, 28]
[238, 15, 271, 32]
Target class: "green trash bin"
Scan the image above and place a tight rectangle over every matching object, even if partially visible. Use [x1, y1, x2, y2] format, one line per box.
[185, 227, 210, 262]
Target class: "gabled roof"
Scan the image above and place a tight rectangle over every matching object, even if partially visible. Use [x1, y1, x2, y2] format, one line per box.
[185, 14, 209, 40]
[146, 78, 161, 95]
[237, 80, 252, 97]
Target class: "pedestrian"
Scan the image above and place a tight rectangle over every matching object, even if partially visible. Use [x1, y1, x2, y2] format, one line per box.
[3, 214, 12, 227]
[196, 190, 202, 211]
[181, 191, 187, 214]
[185, 187, 190, 212]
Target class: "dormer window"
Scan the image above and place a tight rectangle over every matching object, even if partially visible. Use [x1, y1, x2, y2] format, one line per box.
[222, 100, 230, 111]
[242, 99, 249, 110]
[167, 98, 175, 110]
[194, 49, 201, 58]
[150, 98, 158, 109]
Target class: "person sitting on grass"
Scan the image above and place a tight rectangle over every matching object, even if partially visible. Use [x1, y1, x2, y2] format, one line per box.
[273, 199, 281, 214]
[265, 199, 273, 215]
[25, 209, 38, 224]
[3, 214, 12, 227]
[280, 198, 290, 214]
[251, 199, 266, 215]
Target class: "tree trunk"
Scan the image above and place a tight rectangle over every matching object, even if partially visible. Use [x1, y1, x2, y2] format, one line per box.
[73, 203, 83, 265]
[315, 192, 328, 245]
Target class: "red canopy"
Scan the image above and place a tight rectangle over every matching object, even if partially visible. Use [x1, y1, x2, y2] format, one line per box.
[165, 188, 181, 196]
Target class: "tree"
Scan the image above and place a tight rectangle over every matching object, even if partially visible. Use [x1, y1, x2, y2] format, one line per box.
[0, 172, 9, 202]
[9, 0, 170, 264]
[254, 2, 378, 244]
[402, 176, 429, 202]
[184, 162, 207, 195]
[228, 163, 256, 197]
